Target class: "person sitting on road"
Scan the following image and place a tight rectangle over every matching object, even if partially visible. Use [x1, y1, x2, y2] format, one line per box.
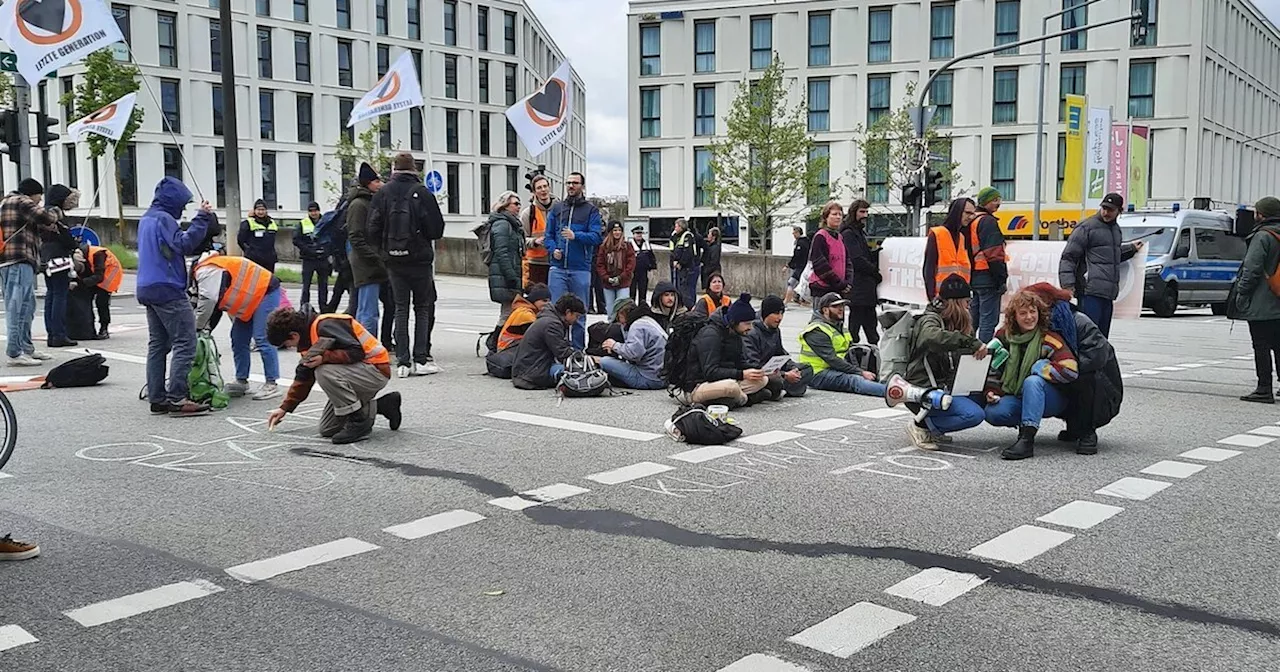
[192, 250, 283, 401]
[649, 280, 687, 333]
[587, 297, 627, 358]
[598, 300, 667, 390]
[511, 294, 586, 390]
[984, 290, 1080, 461]
[692, 272, 732, 317]
[495, 283, 551, 353]
[679, 293, 774, 408]
[903, 275, 990, 451]
[743, 294, 809, 398]
[265, 307, 403, 444]
[800, 293, 888, 397]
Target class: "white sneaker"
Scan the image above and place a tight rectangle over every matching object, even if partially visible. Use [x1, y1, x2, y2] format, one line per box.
[397, 365, 412, 379]
[907, 422, 939, 451]
[28, 351, 53, 361]
[7, 355, 40, 367]
[414, 362, 441, 376]
[252, 382, 280, 401]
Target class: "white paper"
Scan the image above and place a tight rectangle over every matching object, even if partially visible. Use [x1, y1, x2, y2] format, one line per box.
[949, 355, 990, 397]
[761, 356, 791, 375]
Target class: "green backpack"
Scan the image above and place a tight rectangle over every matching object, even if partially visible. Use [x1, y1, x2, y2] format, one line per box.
[188, 331, 230, 410]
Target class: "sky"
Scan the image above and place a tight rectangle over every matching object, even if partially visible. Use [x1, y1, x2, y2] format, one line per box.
[528, 0, 1280, 199]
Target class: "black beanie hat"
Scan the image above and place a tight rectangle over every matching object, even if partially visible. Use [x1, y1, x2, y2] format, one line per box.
[357, 162, 379, 187]
[17, 178, 43, 197]
[726, 292, 756, 324]
[760, 294, 786, 318]
[938, 274, 972, 300]
[307, 201, 321, 210]
[253, 199, 267, 209]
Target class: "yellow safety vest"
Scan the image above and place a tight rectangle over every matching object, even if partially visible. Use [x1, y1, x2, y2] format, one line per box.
[797, 320, 852, 375]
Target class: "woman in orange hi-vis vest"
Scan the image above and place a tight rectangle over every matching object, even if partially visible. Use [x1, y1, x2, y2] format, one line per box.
[923, 198, 977, 301]
[192, 253, 283, 401]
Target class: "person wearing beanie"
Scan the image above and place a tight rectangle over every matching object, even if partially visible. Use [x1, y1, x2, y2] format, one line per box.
[1059, 192, 1144, 337]
[1234, 196, 1280, 403]
[344, 162, 390, 342]
[798, 292, 888, 398]
[677, 292, 770, 408]
[969, 187, 1008, 342]
[511, 293, 587, 390]
[0, 180, 59, 367]
[17, 178, 43, 198]
[903, 273, 990, 451]
[292, 200, 331, 308]
[598, 300, 669, 390]
[237, 198, 280, 273]
[693, 271, 732, 316]
[743, 294, 810, 399]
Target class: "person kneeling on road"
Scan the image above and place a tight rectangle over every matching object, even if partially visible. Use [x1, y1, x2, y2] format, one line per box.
[800, 293, 888, 397]
[265, 307, 402, 444]
[511, 294, 586, 390]
[743, 294, 810, 398]
[598, 300, 667, 390]
[679, 293, 776, 408]
[193, 250, 282, 400]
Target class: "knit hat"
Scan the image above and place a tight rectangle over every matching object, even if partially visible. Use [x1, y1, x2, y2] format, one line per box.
[608, 221, 623, 232]
[726, 292, 756, 324]
[612, 297, 635, 319]
[17, 178, 43, 197]
[307, 201, 320, 210]
[253, 198, 267, 209]
[938, 274, 972, 300]
[760, 294, 786, 318]
[524, 283, 552, 304]
[357, 162, 379, 187]
[1255, 196, 1280, 219]
[976, 187, 1001, 207]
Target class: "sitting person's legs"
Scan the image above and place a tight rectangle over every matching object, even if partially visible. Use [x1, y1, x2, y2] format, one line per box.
[926, 395, 986, 434]
[986, 376, 1067, 428]
[691, 379, 750, 408]
[810, 369, 888, 396]
[599, 356, 663, 390]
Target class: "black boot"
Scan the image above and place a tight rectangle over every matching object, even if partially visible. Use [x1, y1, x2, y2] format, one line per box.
[376, 392, 402, 430]
[1240, 388, 1275, 404]
[96, 325, 110, 340]
[1002, 426, 1036, 460]
[332, 414, 375, 444]
[1057, 430, 1080, 442]
[1076, 431, 1099, 455]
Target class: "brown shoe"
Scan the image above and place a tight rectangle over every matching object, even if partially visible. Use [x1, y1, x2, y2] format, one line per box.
[169, 400, 212, 417]
[0, 534, 40, 561]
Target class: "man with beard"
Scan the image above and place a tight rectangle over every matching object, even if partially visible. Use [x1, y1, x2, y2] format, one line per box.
[544, 172, 603, 349]
[840, 199, 882, 343]
[521, 174, 555, 288]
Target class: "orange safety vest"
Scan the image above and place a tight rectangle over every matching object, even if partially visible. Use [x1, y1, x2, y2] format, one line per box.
[701, 294, 731, 315]
[497, 298, 538, 351]
[310, 314, 390, 366]
[196, 255, 273, 322]
[525, 204, 549, 263]
[930, 226, 971, 287]
[969, 220, 1009, 272]
[87, 245, 123, 294]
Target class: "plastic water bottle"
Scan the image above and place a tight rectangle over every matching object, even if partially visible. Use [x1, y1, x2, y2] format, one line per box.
[987, 338, 1010, 370]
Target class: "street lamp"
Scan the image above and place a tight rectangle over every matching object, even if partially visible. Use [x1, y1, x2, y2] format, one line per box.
[1235, 129, 1280, 207]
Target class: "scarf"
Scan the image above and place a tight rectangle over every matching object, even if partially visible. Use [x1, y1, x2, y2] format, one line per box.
[1001, 329, 1043, 396]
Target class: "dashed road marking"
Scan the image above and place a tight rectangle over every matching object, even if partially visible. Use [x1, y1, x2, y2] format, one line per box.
[1036, 500, 1125, 530]
[488, 496, 541, 511]
[1232, 355, 1255, 360]
[225, 537, 380, 583]
[1131, 369, 1161, 375]
[968, 525, 1074, 564]
[717, 653, 812, 671]
[795, 418, 858, 431]
[1199, 360, 1225, 365]
[854, 408, 911, 420]
[1153, 366, 1186, 372]
[787, 601, 916, 658]
[586, 461, 675, 485]
[483, 410, 663, 442]
[0, 625, 37, 651]
[668, 445, 745, 464]
[383, 509, 486, 540]
[738, 430, 806, 446]
[1095, 477, 1172, 501]
[1247, 425, 1280, 438]
[63, 580, 224, 627]
[1177, 363, 1206, 369]
[1179, 446, 1243, 462]
[1140, 460, 1207, 479]
[883, 567, 988, 606]
[522, 482, 591, 502]
[1217, 434, 1275, 448]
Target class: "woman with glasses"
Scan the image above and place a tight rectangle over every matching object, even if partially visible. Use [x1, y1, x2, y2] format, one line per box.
[483, 191, 526, 353]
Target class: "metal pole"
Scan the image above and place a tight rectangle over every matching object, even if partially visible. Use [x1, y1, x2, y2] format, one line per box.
[219, 0, 243, 255]
[37, 80, 51, 188]
[1235, 128, 1280, 207]
[13, 75, 31, 182]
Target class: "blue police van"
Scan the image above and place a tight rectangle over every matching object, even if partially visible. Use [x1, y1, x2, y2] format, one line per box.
[1119, 208, 1247, 317]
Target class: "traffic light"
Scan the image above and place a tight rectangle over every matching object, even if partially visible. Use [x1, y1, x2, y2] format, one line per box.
[35, 111, 59, 148]
[524, 164, 546, 192]
[901, 183, 922, 208]
[0, 110, 19, 165]
[922, 168, 945, 208]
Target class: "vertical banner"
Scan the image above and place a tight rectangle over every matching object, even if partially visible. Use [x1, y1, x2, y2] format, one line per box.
[1061, 95, 1087, 203]
[1085, 108, 1111, 208]
[1128, 125, 1150, 208]
[1108, 123, 1131, 198]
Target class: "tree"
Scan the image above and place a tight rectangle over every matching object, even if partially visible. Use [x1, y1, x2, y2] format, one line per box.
[707, 56, 828, 253]
[0, 73, 11, 107]
[322, 119, 394, 201]
[59, 51, 144, 229]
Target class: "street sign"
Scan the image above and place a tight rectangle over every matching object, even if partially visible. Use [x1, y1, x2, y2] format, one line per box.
[0, 53, 16, 73]
[70, 226, 100, 246]
[425, 170, 444, 194]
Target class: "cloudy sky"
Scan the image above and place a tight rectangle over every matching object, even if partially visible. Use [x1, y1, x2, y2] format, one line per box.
[528, 0, 1280, 199]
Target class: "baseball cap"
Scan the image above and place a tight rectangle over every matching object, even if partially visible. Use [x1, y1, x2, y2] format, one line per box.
[1101, 193, 1124, 210]
[817, 292, 850, 311]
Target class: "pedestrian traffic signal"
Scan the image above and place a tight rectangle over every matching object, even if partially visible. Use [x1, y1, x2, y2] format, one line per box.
[524, 164, 546, 193]
[0, 110, 19, 165]
[35, 112, 59, 148]
[923, 169, 945, 208]
[901, 184, 922, 208]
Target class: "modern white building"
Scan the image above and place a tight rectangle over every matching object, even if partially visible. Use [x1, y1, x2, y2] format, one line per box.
[1, 0, 586, 238]
[627, 0, 1280, 250]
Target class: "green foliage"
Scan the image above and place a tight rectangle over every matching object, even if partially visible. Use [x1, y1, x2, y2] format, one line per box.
[58, 51, 143, 161]
[105, 243, 137, 270]
[0, 73, 11, 107]
[322, 119, 395, 200]
[707, 56, 828, 252]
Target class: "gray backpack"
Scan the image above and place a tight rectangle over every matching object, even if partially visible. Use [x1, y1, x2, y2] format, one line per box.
[877, 307, 923, 382]
[556, 352, 611, 398]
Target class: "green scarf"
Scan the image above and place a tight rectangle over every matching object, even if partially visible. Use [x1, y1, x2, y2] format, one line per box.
[1000, 329, 1043, 396]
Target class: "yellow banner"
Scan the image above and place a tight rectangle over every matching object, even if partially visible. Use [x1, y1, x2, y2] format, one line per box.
[1061, 94, 1087, 203]
[1128, 126, 1150, 208]
[996, 209, 1087, 238]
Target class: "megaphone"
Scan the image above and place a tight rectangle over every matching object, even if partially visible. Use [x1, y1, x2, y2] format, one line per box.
[885, 374, 952, 421]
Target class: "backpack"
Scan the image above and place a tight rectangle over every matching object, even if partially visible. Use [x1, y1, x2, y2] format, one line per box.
[1264, 230, 1280, 296]
[485, 346, 517, 379]
[381, 187, 427, 259]
[315, 202, 349, 257]
[188, 331, 231, 410]
[877, 307, 923, 382]
[472, 219, 495, 265]
[556, 351, 611, 398]
[847, 343, 881, 377]
[41, 354, 108, 389]
[662, 311, 709, 393]
[665, 404, 744, 445]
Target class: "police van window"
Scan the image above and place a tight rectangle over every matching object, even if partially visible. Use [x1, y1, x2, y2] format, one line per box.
[1174, 229, 1191, 257]
[1195, 228, 1247, 260]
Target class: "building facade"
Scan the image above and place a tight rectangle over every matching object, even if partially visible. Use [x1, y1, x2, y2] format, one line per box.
[627, 0, 1280, 250]
[1, 0, 586, 239]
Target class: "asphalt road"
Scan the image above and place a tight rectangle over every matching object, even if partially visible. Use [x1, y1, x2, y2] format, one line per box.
[1, 273, 1277, 672]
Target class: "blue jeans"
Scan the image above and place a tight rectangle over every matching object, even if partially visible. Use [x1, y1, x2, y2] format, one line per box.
[1080, 295, 1115, 338]
[985, 376, 1068, 428]
[924, 395, 987, 434]
[44, 270, 71, 342]
[145, 299, 198, 404]
[550, 363, 565, 380]
[602, 286, 629, 319]
[600, 356, 664, 390]
[810, 369, 889, 397]
[1, 264, 36, 358]
[355, 283, 382, 337]
[549, 267, 591, 349]
[969, 287, 1003, 343]
[230, 287, 281, 383]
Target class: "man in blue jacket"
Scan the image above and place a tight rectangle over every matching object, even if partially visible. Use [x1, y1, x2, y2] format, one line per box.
[136, 177, 215, 417]
[543, 171, 602, 348]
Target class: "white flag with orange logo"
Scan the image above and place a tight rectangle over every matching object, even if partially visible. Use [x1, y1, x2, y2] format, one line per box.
[505, 60, 574, 157]
[347, 51, 423, 127]
[0, 0, 125, 84]
[67, 91, 135, 141]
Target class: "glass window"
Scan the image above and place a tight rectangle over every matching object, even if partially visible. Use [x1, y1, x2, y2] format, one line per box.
[1056, 132, 1066, 200]
[504, 63, 517, 105]
[444, 1, 456, 46]
[339, 98, 354, 142]
[157, 12, 178, 67]
[294, 0, 308, 22]
[336, 0, 350, 30]
[446, 163, 460, 213]
[640, 87, 661, 138]
[160, 79, 181, 133]
[118, 144, 137, 206]
[930, 4, 954, 60]
[750, 17, 772, 70]
[694, 85, 714, 136]
[410, 108, 424, 151]
[215, 149, 226, 205]
[445, 56, 458, 98]
[261, 151, 277, 209]
[808, 144, 830, 205]
[212, 84, 224, 136]
[112, 4, 131, 44]
[869, 9, 892, 63]
[294, 33, 311, 82]
[504, 11, 516, 55]
[506, 119, 517, 157]
[694, 148, 712, 207]
[446, 110, 459, 153]
[377, 44, 390, 77]
[506, 165, 519, 192]
[1062, 0, 1087, 51]
[695, 21, 715, 73]
[379, 117, 391, 148]
[376, 0, 388, 36]
[867, 145, 889, 203]
[808, 78, 830, 132]
[257, 28, 273, 79]
[992, 137, 1017, 198]
[337, 40, 353, 87]
[868, 75, 891, 125]
[809, 12, 831, 66]
[993, 67, 1018, 123]
[995, 0, 1020, 54]
[930, 72, 953, 126]
[640, 24, 661, 76]
[1129, 60, 1155, 118]
[1195, 228, 1248, 260]
[1132, 0, 1157, 46]
[296, 93, 313, 143]
[478, 60, 489, 103]
[257, 0, 270, 16]
[164, 145, 183, 180]
[210, 20, 221, 73]
[298, 154, 315, 209]
[65, 145, 78, 189]
[479, 113, 490, 155]
[1059, 63, 1085, 121]
[640, 150, 661, 208]
[60, 76, 74, 128]
[477, 6, 489, 50]
[408, 0, 421, 40]
[411, 49, 423, 86]
[260, 90, 275, 140]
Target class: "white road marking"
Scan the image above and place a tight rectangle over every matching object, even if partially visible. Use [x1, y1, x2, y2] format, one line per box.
[717, 653, 813, 671]
[883, 567, 988, 606]
[1179, 446, 1243, 462]
[224, 538, 380, 583]
[84, 348, 147, 365]
[248, 373, 295, 386]
[786, 601, 917, 658]
[1199, 360, 1225, 365]
[483, 410, 662, 441]
[968, 525, 1074, 564]
[1232, 355, 1255, 360]
[1140, 460, 1207, 479]
[63, 580, 224, 627]
[854, 408, 911, 419]
[795, 418, 858, 431]
[522, 483, 591, 502]
[1131, 369, 1161, 375]
[737, 430, 805, 446]
[0, 472, 12, 480]
[1153, 366, 1186, 372]
[668, 445, 744, 464]
[1036, 500, 1125, 530]
[1177, 363, 1206, 369]
[445, 328, 482, 335]
[1247, 425, 1280, 437]
[1095, 477, 1172, 501]
[488, 496, 541, 511]
[586, 461, 675, 485]
[0, 625, 37, 651]
[1120, 373, 1135, 379]
[383, 509, 486, 540]
[1217, 434, 1275, 448]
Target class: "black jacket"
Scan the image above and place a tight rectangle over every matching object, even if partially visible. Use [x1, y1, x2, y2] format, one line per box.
[512, 305, 578, 389]
[1067, 307, 1123, 429]
[368, 171, 446, 267]
[1059, 214, 1139, 300]
[839, 221, 880, 307]
[293, 216, 328, 261]
[344, 185, 386, 287]
[486, 211, 524, 304]
[237, 216, 279, 271]
[788, 236, 810, 271]
[701, 241, 722, 275]
[742, 318, 795, 371]
[688, 308, 745, 388]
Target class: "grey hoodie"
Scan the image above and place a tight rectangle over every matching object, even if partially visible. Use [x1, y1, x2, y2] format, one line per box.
[610, 315, 668, 380]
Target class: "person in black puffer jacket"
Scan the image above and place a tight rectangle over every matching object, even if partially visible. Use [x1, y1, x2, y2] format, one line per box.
[681, 293, 776, 408]
[40, 184, 81, 348]
[484, 190, 526, 352]
[840, 199, 881, 344]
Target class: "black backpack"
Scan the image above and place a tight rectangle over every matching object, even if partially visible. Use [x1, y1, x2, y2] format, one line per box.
[484, 347, 517, 379]
[666, 404, 744, 445]
[41, 354, 109, 389]
[381, 186, 428, 259]
[661, 312, 709, 393]
[316, 201, 349, 257]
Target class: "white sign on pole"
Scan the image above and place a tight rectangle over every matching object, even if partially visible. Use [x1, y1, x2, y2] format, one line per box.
[347, 51, 424, 128]
[67, 91, 136, 141]
[505, 60, 574, 157]
[1084, 107, 1112, 209]
[0, 0, 125, 84]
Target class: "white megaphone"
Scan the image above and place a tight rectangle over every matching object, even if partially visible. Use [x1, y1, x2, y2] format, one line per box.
[884, 375, 953, 422]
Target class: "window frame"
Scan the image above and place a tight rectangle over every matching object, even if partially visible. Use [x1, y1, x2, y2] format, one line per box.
[693, 85, 715, 137]
[991, 137, 1017, 198]
[294, 32, 311, 82]
[929, 3, 955, 60]
[477, 5, 489, 50]
[444, 0, 457, 46]
[867, 75, 891, 125]
[640, 87, 661, 138]
[1062, 0, 1088, 51]
[1128, 60, 1156, 118]
[212, 84, 224, 136]
[446, 109, 460, 153]
[410, 107, 424, 151]
[868, 8, 892, 63]
[930, 71, 953, 126]
[995, 0, 1020, 54]
[1059, 63, 1086, 121]
[163, 145, 183, 180]
[639, 24, 661, 76]
[807, 78, 830, 132]
[293, 0, 308, 23]
[694, 20, 716, 73]
[376, 0, 388, 36]
[296, 93, 313, 143]
[257, 27, 273, 79]
[157, 11, 178, 68]
[640, 150, 661, 209]
[694, 147, 712, 207]
[159, 78, 181, 133]
[503, 11, 517, 55]
[336, 0, 350, 30]
[445, 55, 458, 98]
[478, 59, 490, 103]
[259, 89, 275, 140]
[298, 153, 315, 210]
[407, 0, 421, 40]
[750, 16, 773, 70]
[337, 39, 353, 87]
[808, 12, 831, 67]
[261, 150, 278, 209]
[993, 67, 1019, 124]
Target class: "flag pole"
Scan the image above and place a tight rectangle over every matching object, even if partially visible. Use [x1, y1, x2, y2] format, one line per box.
[121, 42, 205, 201]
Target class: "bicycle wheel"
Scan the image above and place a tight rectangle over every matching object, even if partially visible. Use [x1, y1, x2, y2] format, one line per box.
[0, 390, 15, 472]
